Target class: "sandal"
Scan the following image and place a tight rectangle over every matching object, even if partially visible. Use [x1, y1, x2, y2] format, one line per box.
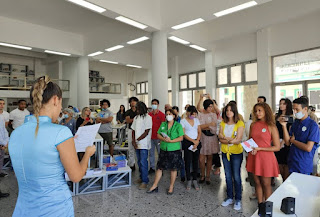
[199, 176, 205, 184]
[186, 180, 192, 190]
[193, 180, 200, 190]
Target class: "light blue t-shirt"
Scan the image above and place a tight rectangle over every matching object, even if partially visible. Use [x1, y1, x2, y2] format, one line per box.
[9, 115, 74, 217]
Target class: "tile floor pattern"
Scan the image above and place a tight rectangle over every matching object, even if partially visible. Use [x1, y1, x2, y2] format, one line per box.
[0, 159, 282, 217]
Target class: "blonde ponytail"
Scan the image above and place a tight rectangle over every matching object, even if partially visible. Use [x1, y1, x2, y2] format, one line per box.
[31, 76, 50, 136]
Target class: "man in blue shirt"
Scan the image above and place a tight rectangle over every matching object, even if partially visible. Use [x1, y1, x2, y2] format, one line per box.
[281, 97, 320, 175]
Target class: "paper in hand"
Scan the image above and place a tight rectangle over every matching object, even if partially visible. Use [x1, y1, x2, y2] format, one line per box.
[74, 123, 101, 152]
[240, 138, 258, 152]
[188, 145, 197, 152]
[161, 132, 169, 138]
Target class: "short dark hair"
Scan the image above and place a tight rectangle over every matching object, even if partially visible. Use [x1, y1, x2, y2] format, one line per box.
[18, 99, 27, 104]
[172, 106, 179, 112]
[128, 97, 139, 103]
[229, 100, 237, 105]
[101, 99, 110, 107]
[0, 99, 4, 102]
[166, 109, 177, 120]
[151, 99, 159, 104]
[293, 97, 308, 109]
[258, 96, 266, 102]
[203, 99, 214, 110]
[187, 105, 198, 115]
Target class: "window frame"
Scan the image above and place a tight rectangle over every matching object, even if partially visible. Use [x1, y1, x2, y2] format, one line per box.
[179, 70, 206, 91]
[136, 81, 148, 95]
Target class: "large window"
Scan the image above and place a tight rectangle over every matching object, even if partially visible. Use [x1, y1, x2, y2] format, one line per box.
[179, 71, 206, 114]
[272, 48, 320, 117]
[216, 61, 258, 120]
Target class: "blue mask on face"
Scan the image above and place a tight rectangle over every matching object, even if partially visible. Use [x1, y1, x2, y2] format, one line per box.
[64, 114, 69, 118]
[102, 108, 107, 111]
[151, 104, 158, 110]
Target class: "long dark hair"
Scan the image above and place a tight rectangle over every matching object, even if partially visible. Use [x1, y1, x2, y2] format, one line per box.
[136, 101, 148, 117]
[252, 103, 275, 126]
[118, 105, 125, 114]
[222, 102, 240, 123]
[276, 98, 293, 119]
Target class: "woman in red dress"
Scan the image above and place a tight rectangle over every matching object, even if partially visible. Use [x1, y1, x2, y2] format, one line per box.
[246, 102, 280, 213]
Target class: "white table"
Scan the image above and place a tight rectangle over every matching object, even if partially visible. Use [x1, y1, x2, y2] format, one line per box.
[112, 124, 126, 145]
[105, 166, 132, 190]
[251, 173, 320, 217]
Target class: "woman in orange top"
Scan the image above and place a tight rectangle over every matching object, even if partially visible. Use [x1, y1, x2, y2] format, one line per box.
[246, 103, 280, 214]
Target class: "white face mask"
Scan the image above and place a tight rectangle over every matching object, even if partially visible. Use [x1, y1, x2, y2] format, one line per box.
[295, 111, 304, 119]
[166, 115, 174, 122]
[151, 104, 158, 110]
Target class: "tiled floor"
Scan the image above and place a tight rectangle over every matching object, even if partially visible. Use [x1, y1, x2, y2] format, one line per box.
[0, 159, 282, 217]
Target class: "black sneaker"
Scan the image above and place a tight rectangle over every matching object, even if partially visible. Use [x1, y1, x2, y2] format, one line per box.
[0, 191, 9, 198]
[149, 168, 155, 174]
[181, 177, 185, 182]
[0, 173, 8, 178]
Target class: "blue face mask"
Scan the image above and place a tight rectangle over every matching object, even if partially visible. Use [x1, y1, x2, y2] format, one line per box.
[64, 114, 69, 118]
[102, 108, 107, 111]
[151, 104, 158, 110]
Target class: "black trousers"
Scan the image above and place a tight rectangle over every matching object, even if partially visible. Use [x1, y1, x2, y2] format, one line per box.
[212, 153, 221, 168]
[183, 139, 200, 181]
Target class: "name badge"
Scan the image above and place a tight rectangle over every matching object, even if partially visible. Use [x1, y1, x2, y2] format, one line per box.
[262, 128, 266, 133]
[302, 126, 307, 132]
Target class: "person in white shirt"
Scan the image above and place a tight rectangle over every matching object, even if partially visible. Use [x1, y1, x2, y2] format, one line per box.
[131, 101, 152, 190]
[180, 106, 202, 191]
[9, 100, 30, 130]
[0, 99, 9, 127]
[0, 116, 9, 198]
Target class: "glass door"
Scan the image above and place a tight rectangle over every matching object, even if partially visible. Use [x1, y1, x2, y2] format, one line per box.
[274, 84, 303, 110]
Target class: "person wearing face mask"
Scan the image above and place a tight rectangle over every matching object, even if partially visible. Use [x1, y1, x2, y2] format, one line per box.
[280, 97, 320, 175]
[96, 99, 114, 156]
[180, 106, 202, 190]
[147, 109, 184, 195]
[148, 99, 165, 174]
[59, 108, 76, 135]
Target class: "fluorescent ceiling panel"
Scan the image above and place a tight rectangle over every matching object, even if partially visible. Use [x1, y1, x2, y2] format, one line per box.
[214, 1, 257, 17]
[168, 36, 190, 45]
[115, 16, 148, 29]
[106, 45, 124, 52]
[100, 60, 118, 64]
[44, 50, 71, 56]
[190, 45, 207, 52]
[126, 64, 142, 68]
[67, 0, 106, 13]
[88, 51, 103, 57]
[0, 42, 32, 50]
[127, 36, 149, 45]
[172, 18, 205, 30]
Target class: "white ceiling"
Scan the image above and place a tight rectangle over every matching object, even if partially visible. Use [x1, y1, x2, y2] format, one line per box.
[0, 0, 320, 68]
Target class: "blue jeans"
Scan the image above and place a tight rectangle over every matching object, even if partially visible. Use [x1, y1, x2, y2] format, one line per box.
[136, 149, 149, 184]
[149, 139, 160, 170]
[222, 152, 243, 201]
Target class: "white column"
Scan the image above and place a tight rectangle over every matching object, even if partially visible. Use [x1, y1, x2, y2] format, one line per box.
[152, 31, 168, 112]
[171, 56, 179, 107]
[77, 57, 90, 109]
[147, 69, 153, 106]
[205, 50, 216, 99]
[257, 28, 272, 105]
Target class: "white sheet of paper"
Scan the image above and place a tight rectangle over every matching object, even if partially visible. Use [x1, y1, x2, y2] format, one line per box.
[188, 145, 197, 152]
[240, 138, 258, 153]
[161, 132, 169, 138]
[74, 123, 101, 152]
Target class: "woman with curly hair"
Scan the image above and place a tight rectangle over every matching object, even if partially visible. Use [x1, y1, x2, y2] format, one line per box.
[246, 102, 280, 214]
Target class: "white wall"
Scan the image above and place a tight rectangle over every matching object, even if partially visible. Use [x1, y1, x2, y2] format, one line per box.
[0, 16, 83, 55]
[269, 12, 320, 56]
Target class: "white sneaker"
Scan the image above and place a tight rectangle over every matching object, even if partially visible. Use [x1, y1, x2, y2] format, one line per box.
[221, 198, 233, 207]
[233, 201, 241, 211]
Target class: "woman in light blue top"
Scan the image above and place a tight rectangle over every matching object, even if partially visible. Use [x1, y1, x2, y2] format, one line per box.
[9, 76, 96, 217]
